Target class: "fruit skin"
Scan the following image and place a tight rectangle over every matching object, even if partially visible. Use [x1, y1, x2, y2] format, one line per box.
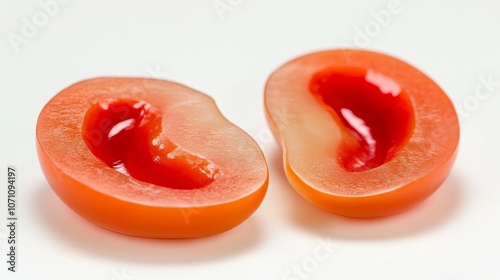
[264, 49, 459, 218]
[36, 78, 268, 238]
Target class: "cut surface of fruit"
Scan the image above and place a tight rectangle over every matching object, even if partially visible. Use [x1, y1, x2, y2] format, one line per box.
[37, 78, 268, 238]
[82, 99, 219, 190]
[265, 49, 459, 218]
[309, 66, 415, 172]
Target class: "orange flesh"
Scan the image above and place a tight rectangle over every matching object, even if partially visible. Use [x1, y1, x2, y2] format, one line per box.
[36, 78, 269, 238]
[82, 99, 219, 189]
[264, 49, 460, 217]
[309, 67, 415, 172]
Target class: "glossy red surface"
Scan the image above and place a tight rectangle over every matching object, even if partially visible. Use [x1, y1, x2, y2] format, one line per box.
[82, 99, 219, 189]
[309, 67, 415, 172]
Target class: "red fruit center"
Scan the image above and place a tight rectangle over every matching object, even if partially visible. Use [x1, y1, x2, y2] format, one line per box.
[309, 66, 415, 172]
[82, 99, 219, 189]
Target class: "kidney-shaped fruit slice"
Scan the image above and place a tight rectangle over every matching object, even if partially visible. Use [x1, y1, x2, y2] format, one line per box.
[37, 78, 268, 238]
[264, 49, 459, 218]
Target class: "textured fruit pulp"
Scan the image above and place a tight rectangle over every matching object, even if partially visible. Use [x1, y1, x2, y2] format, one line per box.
[82, 99, 219, 189]
[309, 67, 415, 172]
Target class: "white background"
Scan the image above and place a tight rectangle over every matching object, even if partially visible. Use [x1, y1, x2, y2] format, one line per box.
[1, 0, 500, 279]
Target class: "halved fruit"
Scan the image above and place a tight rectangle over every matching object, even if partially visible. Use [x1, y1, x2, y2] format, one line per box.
[36, 78, 268, 238]
[264, 49, 459, 218]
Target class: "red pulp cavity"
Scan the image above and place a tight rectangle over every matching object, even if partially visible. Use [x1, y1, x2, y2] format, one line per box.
[309, 67, 415, 172]
[82, 99, 220, 189]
